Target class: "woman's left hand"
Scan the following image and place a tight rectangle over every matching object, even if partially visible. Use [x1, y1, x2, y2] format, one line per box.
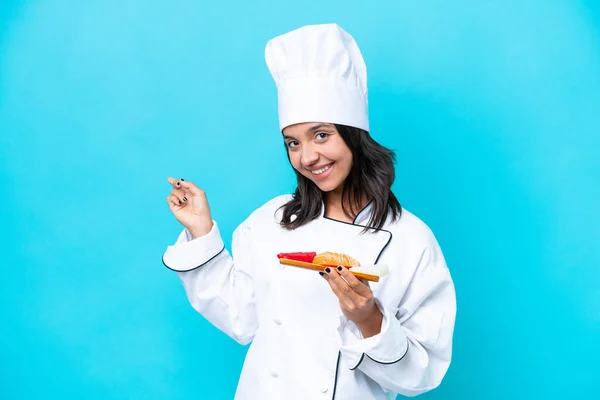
[321, 266, 383, 338]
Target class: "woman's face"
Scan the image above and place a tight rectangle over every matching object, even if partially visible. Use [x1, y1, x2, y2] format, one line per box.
[283, 122, 353, 193]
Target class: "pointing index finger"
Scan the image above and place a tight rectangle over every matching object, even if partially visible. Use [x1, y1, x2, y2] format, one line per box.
[167, 177, 201, 195]
[179, 180, 203, 196]
[167, 177, 182, 188]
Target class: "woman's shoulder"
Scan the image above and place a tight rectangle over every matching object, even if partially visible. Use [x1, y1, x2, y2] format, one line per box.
[243, 193, 293, 225]
[387, 207, 441, 250]
[256, 193, 293, 215]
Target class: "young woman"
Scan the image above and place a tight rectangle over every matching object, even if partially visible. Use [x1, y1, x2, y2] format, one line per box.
[163, 24, 456, 399]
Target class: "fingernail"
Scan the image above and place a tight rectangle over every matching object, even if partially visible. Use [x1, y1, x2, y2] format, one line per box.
[183, 197, 187, 201]
[325, 267, 331, 273]
[178, 200, 182, 204]
[318, 272, 325, 277]
[181, 178, 185, 181]
[176, 182, 180, 186]
[337, 266, 343, 271]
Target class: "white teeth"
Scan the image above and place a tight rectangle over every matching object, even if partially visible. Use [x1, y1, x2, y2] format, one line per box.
[311, 164, 332, 175]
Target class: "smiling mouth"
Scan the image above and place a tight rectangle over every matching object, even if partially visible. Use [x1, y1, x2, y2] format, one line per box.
[309, 163, 333, 175]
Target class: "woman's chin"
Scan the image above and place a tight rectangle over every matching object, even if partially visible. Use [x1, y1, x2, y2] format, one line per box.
[313, 179, 341, 192]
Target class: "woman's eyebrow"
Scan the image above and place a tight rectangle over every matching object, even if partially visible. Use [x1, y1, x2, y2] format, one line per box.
[307, 123, 333, 132]
[282, 123, 334, 140]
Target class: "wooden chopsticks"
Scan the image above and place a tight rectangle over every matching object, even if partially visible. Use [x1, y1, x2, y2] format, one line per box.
[278, 258, 380, 282]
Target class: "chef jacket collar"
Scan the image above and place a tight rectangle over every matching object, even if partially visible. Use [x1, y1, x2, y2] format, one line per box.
[320, 199, 374, 226]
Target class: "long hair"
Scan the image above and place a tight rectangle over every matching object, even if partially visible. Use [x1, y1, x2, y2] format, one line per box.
[278, 124, 402, 232]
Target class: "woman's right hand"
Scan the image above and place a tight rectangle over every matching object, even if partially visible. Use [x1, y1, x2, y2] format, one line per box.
[166, 177, 213, 238]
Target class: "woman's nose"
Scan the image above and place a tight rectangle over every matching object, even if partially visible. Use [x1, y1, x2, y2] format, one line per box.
[301, 145, 319, 166]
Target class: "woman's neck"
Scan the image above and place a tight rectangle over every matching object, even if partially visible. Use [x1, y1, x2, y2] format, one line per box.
[323, 188, 370, 223]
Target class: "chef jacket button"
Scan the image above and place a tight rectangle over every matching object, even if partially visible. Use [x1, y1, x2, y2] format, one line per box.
[269, 370, 278, 378]
[273, 318, 282, 325]
[320, 387, 328, 393]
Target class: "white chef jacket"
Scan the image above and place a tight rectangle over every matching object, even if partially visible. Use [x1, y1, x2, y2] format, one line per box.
[163, 194, 456, 399]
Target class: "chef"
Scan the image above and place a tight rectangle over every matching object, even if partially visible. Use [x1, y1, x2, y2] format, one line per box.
[163, 23, 456, 399]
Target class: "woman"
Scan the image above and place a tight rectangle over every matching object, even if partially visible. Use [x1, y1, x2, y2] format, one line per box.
[163, 24, 456, 399]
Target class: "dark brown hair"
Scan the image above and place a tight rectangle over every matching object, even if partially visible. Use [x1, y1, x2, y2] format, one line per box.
[278, 124, 401, 232]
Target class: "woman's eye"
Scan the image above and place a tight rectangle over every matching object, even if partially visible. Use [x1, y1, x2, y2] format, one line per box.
[316, 132, 329, 140]
[287, 141, 299, 148]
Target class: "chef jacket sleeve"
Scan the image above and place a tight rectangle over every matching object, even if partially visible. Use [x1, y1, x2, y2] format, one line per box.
[335, 243, 456, 397]
[162, 220, 258, 345]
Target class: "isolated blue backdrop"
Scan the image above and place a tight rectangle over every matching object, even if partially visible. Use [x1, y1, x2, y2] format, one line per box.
[1, 0, 599, 399]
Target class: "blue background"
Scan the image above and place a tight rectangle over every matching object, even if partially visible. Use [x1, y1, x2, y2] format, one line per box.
[1, 0, 599, 399]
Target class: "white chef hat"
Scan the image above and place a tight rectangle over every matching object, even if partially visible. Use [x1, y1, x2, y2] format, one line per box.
[265, 23, 369, 132]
